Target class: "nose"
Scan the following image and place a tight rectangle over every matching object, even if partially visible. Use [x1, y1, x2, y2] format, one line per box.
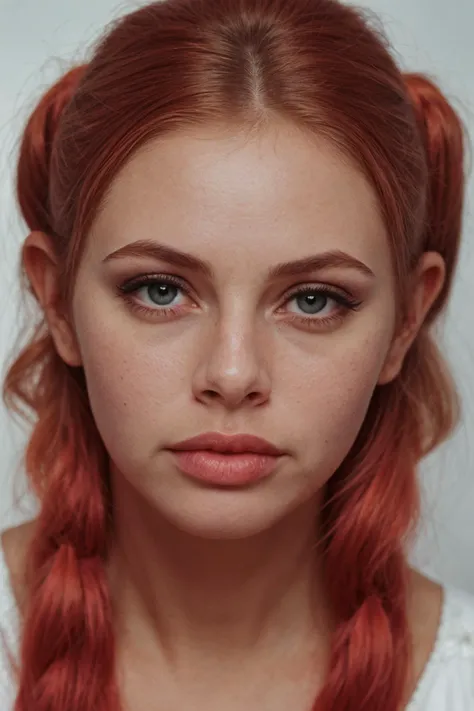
[192, 317, 272, 410]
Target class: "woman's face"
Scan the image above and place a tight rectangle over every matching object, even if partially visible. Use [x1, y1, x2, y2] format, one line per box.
[67, 120, 400, 538]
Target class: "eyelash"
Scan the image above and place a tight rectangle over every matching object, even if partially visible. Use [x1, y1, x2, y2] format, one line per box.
[117, 273, 363, 330]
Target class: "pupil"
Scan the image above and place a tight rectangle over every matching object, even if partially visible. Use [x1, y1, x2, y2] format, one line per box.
[148, 283, 177, 305]
[297, 293, 327, 314]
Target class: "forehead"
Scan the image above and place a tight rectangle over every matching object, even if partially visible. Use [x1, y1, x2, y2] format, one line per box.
[87, 120, 391, 277]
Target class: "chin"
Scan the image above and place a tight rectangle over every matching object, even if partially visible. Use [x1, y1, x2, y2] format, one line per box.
[149, 485, 301, 541]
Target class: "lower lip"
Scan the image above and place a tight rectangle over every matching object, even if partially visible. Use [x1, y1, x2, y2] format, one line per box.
[169, 450, 280, 486]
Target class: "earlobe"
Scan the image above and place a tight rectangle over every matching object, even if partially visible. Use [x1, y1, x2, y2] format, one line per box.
[377, 333, 410, 385]
[22, 231, 83, 367]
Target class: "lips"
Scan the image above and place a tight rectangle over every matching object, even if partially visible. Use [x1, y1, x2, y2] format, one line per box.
[167, 432, 285, 486]
[168, 432, 284, 456]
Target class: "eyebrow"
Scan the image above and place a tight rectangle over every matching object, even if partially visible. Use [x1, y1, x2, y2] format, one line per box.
[103, 239, 375, 279]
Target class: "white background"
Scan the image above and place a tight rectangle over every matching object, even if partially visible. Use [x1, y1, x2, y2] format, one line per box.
[0, 0, 473, 591]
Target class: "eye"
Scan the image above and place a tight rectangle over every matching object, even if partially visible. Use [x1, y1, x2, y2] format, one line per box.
[287, 290, 332, 316]
[136, 281, 183, 308]
[281, 285, 362, 329]
[117, 274, 193, 318]
[117, 274, 363, 329]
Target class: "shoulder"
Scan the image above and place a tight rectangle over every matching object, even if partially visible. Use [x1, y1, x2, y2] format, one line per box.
[407, 569, 474, 710]
[0, 522, 34, 708]
[0, 521, 36, 612]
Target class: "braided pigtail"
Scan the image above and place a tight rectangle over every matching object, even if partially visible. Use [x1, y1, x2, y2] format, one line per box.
[15, 361, 119, 710]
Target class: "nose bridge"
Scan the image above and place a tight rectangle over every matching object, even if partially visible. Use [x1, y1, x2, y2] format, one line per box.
[194, 295, 271, 406]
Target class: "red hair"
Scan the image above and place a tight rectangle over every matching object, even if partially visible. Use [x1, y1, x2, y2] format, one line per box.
[2, 0, 466, 709]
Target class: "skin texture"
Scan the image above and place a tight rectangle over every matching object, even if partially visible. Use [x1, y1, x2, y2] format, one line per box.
[15, 119, 445, 709]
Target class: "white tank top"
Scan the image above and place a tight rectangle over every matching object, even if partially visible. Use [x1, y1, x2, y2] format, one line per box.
[0, 538, 473, 709]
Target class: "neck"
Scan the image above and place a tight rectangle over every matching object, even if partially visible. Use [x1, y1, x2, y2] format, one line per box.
[107, 470, 333, 674]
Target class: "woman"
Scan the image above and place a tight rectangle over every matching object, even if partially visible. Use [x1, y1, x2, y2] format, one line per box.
[0, 0, 473, 709]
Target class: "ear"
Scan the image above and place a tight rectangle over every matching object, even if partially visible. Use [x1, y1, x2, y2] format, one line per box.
[22, 231, 83, 367]
[378, 251, 446, 385]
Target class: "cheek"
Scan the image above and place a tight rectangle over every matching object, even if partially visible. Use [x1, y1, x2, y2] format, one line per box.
[72, 298, 188, 458]
[283, 328, 392, 477]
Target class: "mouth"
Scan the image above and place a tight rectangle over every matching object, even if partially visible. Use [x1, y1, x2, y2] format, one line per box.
[167, 432, 285, 487]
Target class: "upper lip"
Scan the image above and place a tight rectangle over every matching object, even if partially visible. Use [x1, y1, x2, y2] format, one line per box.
[169, 432, 284, 456]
